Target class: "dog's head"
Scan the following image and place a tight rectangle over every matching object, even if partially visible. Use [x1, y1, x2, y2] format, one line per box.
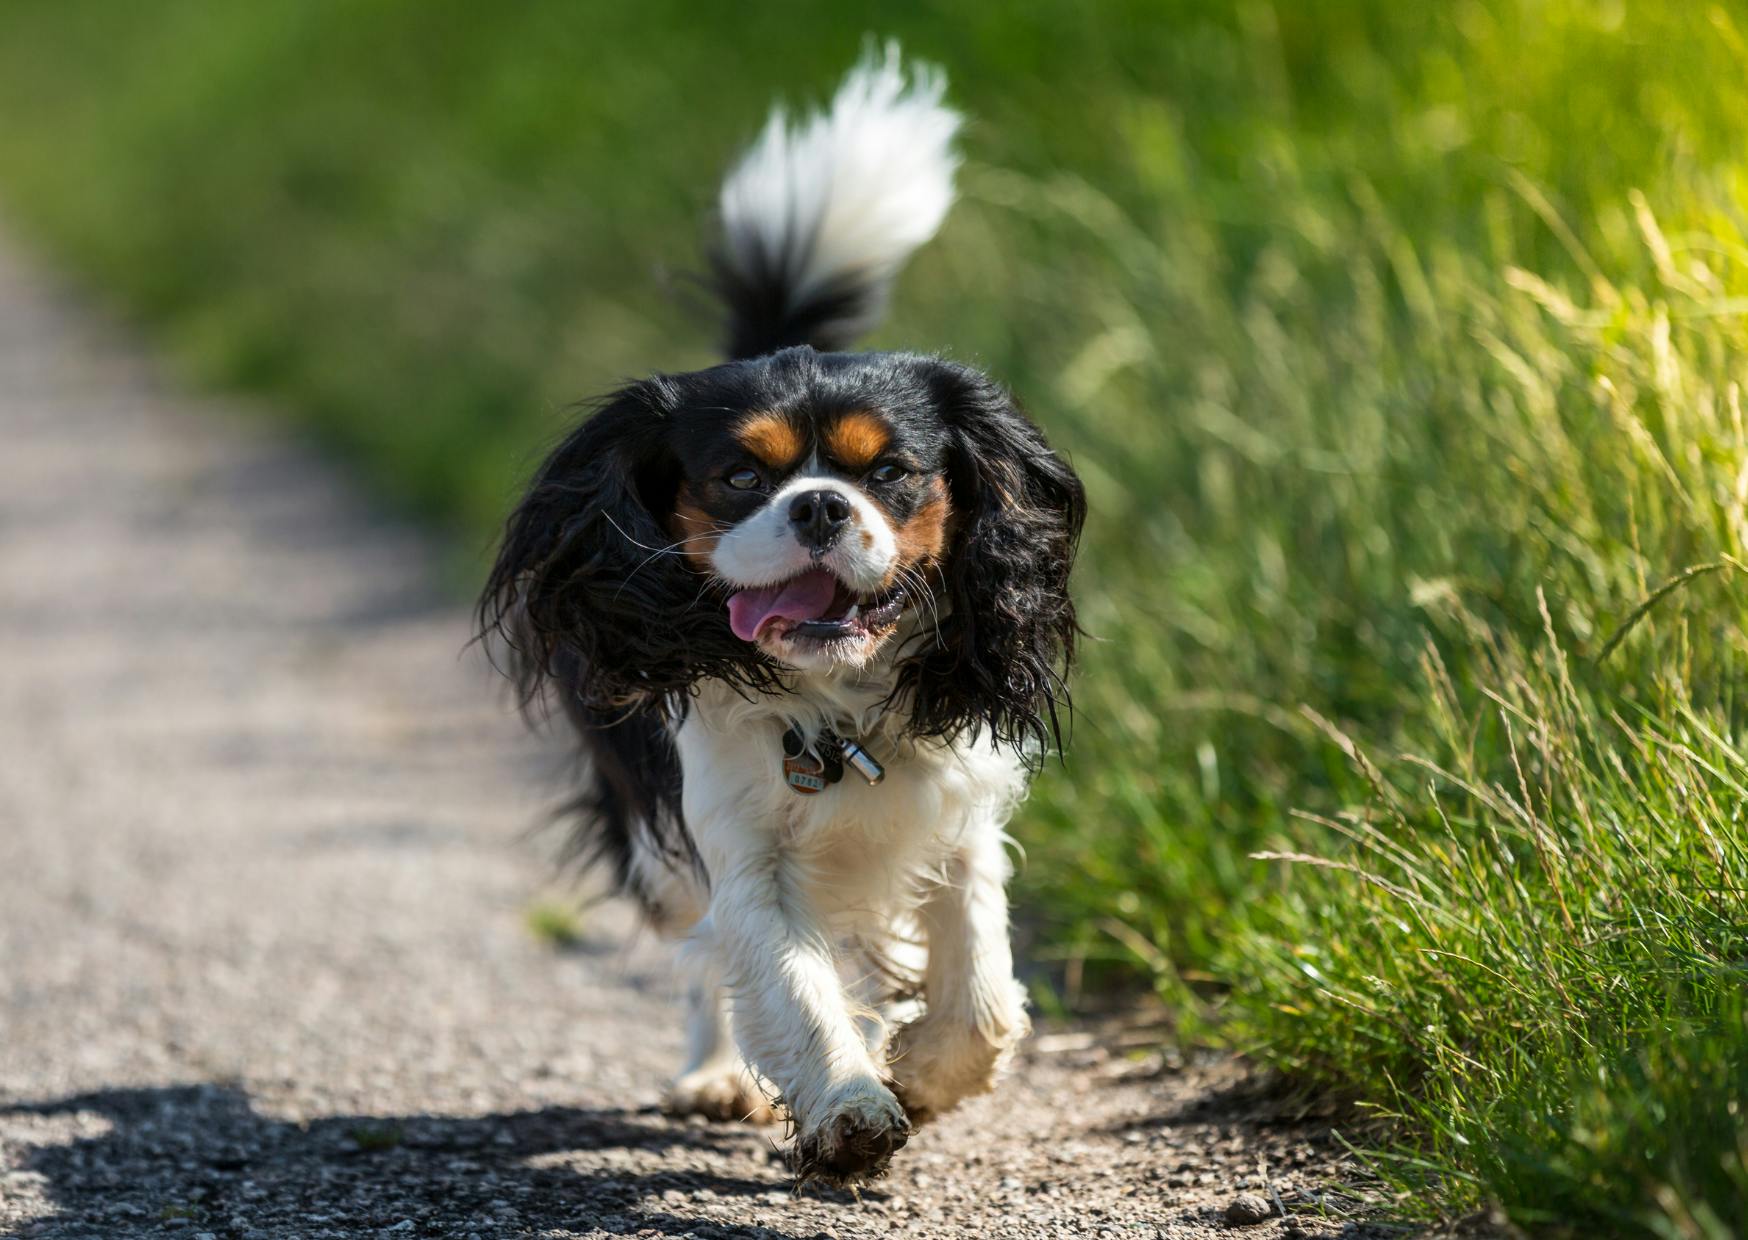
[482, 347, 1084, 751]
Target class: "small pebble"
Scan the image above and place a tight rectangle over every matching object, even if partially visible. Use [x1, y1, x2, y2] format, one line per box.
[1224, 1191, 1273, 1225]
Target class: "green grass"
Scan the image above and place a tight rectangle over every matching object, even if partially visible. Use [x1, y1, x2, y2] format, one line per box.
[523, 899, 587, 951]
[3, 1, 1747, 1232]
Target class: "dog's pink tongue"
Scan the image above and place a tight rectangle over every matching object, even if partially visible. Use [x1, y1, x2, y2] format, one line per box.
[727, 569, 839, 641]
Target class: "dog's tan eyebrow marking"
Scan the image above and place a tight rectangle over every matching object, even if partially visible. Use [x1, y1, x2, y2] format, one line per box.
[734, 413, 805, 470]
[822, 410, 891, 471]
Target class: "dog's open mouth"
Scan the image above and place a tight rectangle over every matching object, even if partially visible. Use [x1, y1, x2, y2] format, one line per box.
[726, 568, 907, 644]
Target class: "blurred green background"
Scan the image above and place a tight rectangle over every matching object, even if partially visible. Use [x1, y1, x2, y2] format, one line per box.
[5, 2, 1748, 1233]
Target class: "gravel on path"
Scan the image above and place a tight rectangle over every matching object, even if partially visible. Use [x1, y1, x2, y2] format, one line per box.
[0, 236, 1395, 1239]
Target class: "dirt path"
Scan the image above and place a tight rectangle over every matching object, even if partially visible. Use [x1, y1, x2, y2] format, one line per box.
[0, 236, 1380, 1239]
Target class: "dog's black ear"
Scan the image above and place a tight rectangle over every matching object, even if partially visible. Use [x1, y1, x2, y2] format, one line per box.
[900, 362, 1087, 756]
[478, 379, 762, 715]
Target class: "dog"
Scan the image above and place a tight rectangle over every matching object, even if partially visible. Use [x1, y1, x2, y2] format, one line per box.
[479, 46, 1084, 1184]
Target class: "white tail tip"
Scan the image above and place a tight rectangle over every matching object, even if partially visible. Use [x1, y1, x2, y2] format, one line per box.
[715, 43, 962, 357]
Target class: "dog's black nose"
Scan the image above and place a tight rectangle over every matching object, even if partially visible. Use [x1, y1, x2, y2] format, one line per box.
[788, 489, 852, 551]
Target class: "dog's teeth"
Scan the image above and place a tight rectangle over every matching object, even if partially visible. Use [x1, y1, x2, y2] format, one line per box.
[844, 603, 860, 622]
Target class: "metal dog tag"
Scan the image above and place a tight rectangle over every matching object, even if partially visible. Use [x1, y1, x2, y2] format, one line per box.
[837, 737, 885, 785]
[783, 751, 829, 795]
[781, 726, 832, 795]
[780, 725, 851, 795]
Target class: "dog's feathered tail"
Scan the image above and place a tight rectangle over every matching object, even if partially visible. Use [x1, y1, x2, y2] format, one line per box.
[714, 43, 961, 360]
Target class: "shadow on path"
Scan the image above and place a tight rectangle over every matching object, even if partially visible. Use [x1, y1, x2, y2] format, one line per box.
[5, 1084, 869, 1238]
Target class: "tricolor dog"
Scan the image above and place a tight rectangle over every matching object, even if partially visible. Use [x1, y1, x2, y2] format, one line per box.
[480, 47, 1084, 1183]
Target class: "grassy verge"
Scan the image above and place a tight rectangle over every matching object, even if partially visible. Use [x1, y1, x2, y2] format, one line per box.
[3, 1, 1746, 1231]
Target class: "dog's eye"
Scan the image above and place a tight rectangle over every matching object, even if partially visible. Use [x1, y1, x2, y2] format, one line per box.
[869, 463, 908, 485]
[725, 467, 763, 491]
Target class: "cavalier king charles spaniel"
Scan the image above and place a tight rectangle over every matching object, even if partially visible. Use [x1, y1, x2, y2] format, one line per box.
[480, 47, 1084, 1184]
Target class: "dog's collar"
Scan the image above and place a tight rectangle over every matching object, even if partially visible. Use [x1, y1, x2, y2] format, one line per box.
[781, 725, 884, 795]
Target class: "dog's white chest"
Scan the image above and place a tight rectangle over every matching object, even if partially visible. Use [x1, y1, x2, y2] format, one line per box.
[675, 681, 1029, 918]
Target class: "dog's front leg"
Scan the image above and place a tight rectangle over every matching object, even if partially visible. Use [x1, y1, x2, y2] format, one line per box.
[889, 820, 1029, 1123]
[662, 973, 777, 1125]
[708, 846, 910, 1181]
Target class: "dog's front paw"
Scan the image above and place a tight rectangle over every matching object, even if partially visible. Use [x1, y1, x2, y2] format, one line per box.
[663, 1066, 779, 1125]
[888, 1003, 1029, 1125]
[791, 1080, 911, 1184]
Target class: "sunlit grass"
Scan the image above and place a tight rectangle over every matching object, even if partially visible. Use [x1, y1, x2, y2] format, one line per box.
[2, 1, 1746, 1231]
[524, 899, 587, 951]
